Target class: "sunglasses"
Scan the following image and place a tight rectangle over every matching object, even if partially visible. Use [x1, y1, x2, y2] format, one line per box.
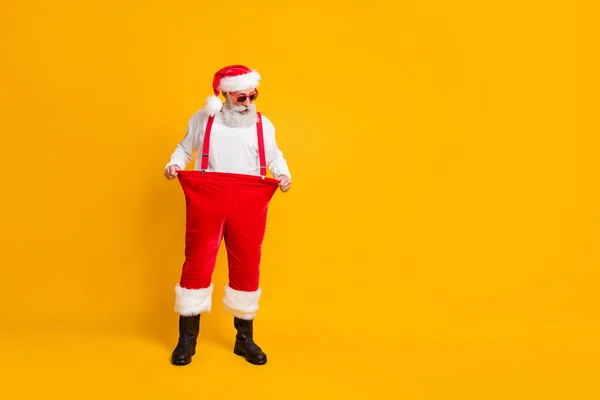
[230, 90, 259, 103]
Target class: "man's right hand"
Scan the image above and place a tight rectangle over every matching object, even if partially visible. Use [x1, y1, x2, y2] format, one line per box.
[164, 165, 181, 180]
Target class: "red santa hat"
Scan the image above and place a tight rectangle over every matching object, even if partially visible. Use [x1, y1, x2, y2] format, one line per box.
[205, 65, 261, 116]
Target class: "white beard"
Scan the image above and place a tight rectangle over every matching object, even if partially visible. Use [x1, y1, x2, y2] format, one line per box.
[221, 101, 258, 128]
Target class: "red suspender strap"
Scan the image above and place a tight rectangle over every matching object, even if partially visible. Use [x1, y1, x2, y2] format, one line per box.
[256, 112, 267, 177]
[201, 115, 215, 172]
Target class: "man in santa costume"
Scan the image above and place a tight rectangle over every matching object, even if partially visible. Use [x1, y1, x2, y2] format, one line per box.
[163, 65, 291, 366]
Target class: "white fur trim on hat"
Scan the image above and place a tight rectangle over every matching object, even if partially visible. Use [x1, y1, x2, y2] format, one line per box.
[222, 285, 262, 320]
[218, 70, 261, 93]
[174, 283, 214, 316]
[205, 94, 223, 116]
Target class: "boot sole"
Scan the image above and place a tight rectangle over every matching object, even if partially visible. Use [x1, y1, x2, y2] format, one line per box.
[171, 350, 195, 366]
[171, 359, 192, 366]
[233, 347, 267, 365]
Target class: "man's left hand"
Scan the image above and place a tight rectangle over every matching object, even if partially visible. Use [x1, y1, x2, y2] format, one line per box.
[276, 175, 291, 192]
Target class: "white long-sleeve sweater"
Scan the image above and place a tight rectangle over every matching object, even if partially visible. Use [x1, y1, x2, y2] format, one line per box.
[165, 108, 292, 179]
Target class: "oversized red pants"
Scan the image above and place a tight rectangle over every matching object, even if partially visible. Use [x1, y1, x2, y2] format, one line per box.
[174, 170, 279, 318]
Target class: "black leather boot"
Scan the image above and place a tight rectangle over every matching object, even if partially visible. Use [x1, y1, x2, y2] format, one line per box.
[171, 314, 200, 366]
[233, 317, 267, 365]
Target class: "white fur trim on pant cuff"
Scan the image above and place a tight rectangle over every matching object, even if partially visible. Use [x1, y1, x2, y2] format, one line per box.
[218, 70, 261, 93]
[222, 285, 261, 320]
[174, 283, 213, 316]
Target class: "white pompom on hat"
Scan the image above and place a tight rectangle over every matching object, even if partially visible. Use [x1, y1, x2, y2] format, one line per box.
[204, 65, 261, 116]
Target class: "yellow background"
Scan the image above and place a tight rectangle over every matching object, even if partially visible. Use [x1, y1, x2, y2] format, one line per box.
[1, 0, 598, 398]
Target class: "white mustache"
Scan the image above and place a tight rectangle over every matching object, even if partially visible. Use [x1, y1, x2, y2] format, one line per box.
[230, 104, 252, 113]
